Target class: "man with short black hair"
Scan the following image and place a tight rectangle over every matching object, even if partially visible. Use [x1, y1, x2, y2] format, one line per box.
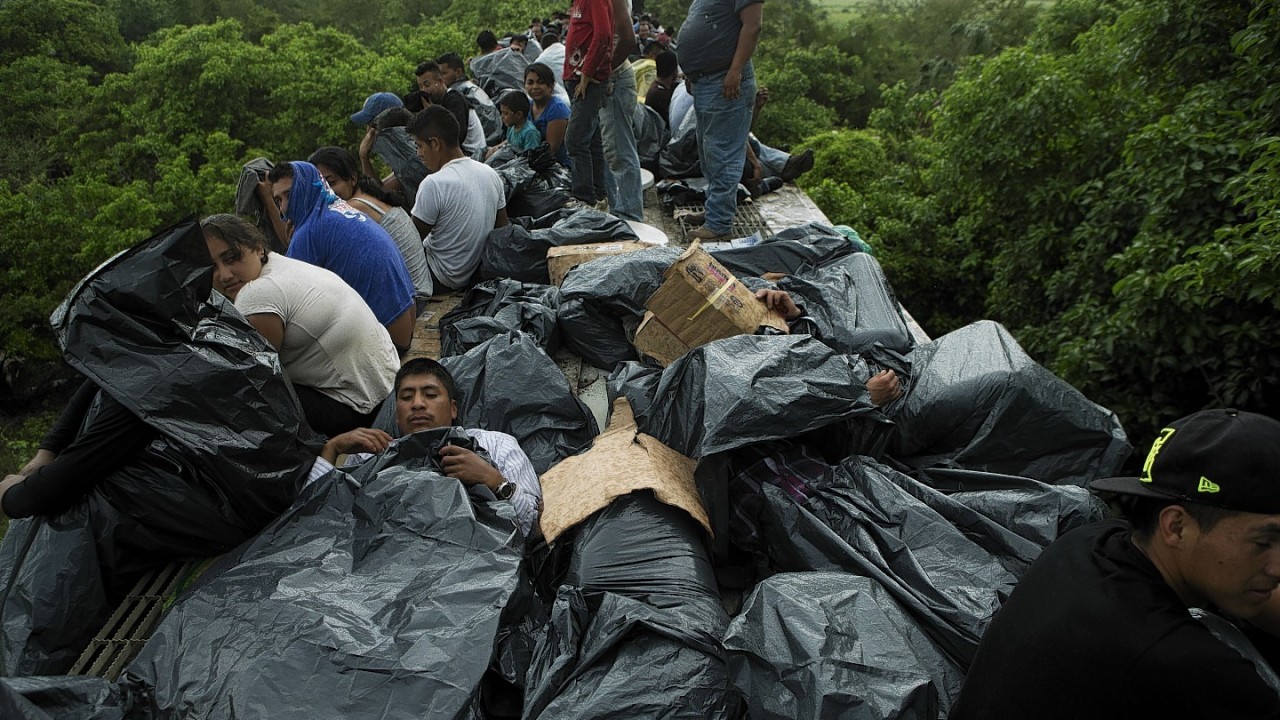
[952, 409, 1280, 719]
[437, 52, 503, 146]
[470, 29, 530, 94]
[406, 107, 507, 291]
[314, 358, 542, 536]
[415, 61, 485, 158]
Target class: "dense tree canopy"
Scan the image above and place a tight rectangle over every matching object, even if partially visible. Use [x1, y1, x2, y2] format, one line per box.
[1, 0, 1276, 444]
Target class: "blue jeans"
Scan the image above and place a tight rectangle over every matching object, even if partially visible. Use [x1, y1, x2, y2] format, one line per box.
[692, 64, 756, 234]
[565, 78, 608, 203]
[748, 134, 790, 178]
[599, 62, 644, 221]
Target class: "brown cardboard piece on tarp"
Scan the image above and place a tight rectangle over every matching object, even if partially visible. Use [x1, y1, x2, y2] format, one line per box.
[538, 397, 710, 543]
[546, 240, 651, 286]
[632, 240, 788, 366]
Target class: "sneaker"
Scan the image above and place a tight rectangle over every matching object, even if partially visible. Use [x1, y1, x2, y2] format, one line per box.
[780, 149, 815, 183]
[688, 226, 731, 241]
[679, 211, 706, 226]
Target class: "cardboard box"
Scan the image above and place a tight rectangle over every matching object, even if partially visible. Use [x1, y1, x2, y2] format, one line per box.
[632, 241, 788, 366]
[538, 398, 710, 543]
[547, 240, 650, 286]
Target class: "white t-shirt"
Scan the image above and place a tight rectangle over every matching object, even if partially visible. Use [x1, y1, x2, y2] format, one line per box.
[234, 253, 398, 414]
[411, 157, 506, 289]
[464, 109, 486, 157]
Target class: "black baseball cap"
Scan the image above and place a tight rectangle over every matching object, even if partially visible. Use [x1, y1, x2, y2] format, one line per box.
[1090, 409, 1280, 514]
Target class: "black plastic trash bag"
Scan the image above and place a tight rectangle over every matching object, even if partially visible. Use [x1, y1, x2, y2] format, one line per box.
[633, 103, 669, 174]
[712, 222, 859, 279]
[739, 453, 1020, 668]
[1, 218, 315, 676]
[723, 572, 965, 720]
[659, 114, 700, 179]
[910, 466, 1106, 551]
[123, 428, 525, 720]
[556, 246, 681, 369]
[776, 251, 916, 354]
[0, 507, 109, 677]
[441, 331, 598, 474]
[609, 334, 886, 459]
[439, 279, 563, 357]
[492, 153, 572, 220]
[889, 320, 1131, 486]
[0, 676, 130, 720]
[523, 492, 737, 719]
[480, 208, 636, 284]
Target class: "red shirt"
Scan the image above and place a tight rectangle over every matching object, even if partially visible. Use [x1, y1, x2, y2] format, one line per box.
[564, 0, 616, 83]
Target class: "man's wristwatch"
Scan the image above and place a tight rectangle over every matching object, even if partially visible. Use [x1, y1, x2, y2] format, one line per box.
[494, 479, 516, 500]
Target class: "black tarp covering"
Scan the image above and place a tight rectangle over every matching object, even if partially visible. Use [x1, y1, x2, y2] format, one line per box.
[490, 152, 573, 223]
[738, 453, 1021, 668]
[440, 332, 598, 474]
[556, 246, 681, 369]
[723, 572, 964, 720]
[479, 208, 636, 285]
[889, 321, 1131, 486]
[0, 676, 130, 720]
[711, 222, 858, 279]
[1, 218, 315, 676]
[910, 466, 1106, 550]
[123, 428, 525, 719]
[777, 250, 916, 354]
[439, 279, 562, 357]
[609, 334, 885, 459]
[523, 492, 737, 719]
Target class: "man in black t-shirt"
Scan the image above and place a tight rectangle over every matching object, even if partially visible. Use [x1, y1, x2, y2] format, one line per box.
[952, 409, 1280, 719]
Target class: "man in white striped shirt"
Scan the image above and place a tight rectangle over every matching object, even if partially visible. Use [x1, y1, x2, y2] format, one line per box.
[311, 358, 542, 536]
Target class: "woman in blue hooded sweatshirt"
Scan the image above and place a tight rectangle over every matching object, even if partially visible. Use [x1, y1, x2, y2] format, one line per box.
[266, 161, 417, 352]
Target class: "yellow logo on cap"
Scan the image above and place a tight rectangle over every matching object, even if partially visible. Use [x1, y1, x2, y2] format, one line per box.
[1197, 477, 1220, 494]
[1140, 428, 1176, 483]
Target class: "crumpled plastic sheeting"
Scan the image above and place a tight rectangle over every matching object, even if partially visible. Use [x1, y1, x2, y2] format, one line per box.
[480, 208, 636, 285]
[609, 335, 884, 459]
[0, 676, 130, 720]
[523, 493, 737, 719]
[0, 507, 108, 676]
[723, 572, 964, 720]
[50, 217, 316, 532]
[911, 466, 1106, 551]
[711, 222, 858, 279]
[2, 219, 315, 676]
[556, 246, 681, 369]
[745, 454, 1019, 668]
[439, 279, 562, 357]
[889, 321, 1131, 486]
[490, 153, 572, 220]
[777, 251, 916, 354]
[441, 332, 598, 474]
[123, 428, 524, 720]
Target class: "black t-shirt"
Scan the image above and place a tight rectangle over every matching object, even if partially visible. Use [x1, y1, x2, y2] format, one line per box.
[1, 380, 155, 518]
[951, 520, 1280, 719]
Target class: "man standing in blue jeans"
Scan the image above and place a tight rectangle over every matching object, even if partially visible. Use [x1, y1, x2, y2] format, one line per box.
[598, 0, 645, 221]
[564, 0, 616, 206]
[679, 0, 763, 240]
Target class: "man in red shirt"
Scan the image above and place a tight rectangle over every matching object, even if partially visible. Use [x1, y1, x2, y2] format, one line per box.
[563, 0, 616, 206]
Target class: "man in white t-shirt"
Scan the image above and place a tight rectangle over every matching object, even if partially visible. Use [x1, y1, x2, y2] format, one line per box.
[311, 358, 542, 536]
[407, 106, 508, 291]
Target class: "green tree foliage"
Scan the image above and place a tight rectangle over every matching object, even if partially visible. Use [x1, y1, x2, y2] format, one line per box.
[813, 0, 1279, 438]
[0, 0, 130, 73]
